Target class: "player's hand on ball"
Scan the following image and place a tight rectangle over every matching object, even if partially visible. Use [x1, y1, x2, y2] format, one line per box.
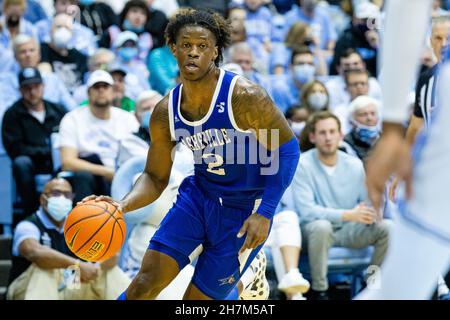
[237, 213, 271, 254]
[78, 195, 123, 214]
[79, 261, 100, 283]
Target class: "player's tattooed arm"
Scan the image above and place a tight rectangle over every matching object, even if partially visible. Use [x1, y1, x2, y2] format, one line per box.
[120, 96, 176, 213]
[232, 77, 294, 151]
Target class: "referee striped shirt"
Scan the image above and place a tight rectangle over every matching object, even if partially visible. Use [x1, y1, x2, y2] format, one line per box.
[414, 64, 438, 128]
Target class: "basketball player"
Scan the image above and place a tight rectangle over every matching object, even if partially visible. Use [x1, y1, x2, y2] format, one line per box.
[356, 0, 450, 299]
[83, 9, 299, 300]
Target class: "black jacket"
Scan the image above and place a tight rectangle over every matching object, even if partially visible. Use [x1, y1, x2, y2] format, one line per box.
[1, 99, 66, 171]
[331, 25, 378, 76]
[343, 130, 374, 161]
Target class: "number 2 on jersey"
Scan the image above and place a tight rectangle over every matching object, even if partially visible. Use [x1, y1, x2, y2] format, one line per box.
[202, 153, 225, 176]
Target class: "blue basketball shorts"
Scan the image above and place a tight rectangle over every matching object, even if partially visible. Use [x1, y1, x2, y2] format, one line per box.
[148, 176, 270, 299]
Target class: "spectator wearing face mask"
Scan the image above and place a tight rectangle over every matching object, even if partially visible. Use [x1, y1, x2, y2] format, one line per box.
[341, 95, 380, 161]
[40, 13, 88, 94]
[285, 105, 311, 142]
[116, 90, 162, 167]
[271, 21, 328, 76]
[6, 178, 131, 300]
[100, 0, 154, 59]
[0, 0, 37, 49]
[331, 1, 380, 76]
[112, 30, 150, 93]
[300, 80, 330, 113]
[334, 68, 374, 134]
[271, 47, 319, 113]
[35, 0, 98, 56]
[0, 0, 48, 24]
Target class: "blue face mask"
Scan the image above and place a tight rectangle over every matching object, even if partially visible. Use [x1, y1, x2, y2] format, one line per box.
[119, 47, 138, 62]
[140, 110, 152, 130]
[293, 64, 315, 85]
[123, 19, 145, 33]
[79, 0, 95, 6]
[353, 121, 379, 144]
[46, 196, 73, 222]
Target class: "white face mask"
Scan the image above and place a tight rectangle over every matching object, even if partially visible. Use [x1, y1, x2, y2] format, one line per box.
[293, 64, 315, 84]
[291, 121, 306, 136]
[307, 92, 328, 110]
[53, 27, 72, 49]
[46, 196, 72, 222]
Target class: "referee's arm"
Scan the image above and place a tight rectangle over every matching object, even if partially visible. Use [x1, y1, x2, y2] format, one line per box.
[405, 74, 425, 146]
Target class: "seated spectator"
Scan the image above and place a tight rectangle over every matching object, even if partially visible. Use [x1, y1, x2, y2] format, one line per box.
[80, 64, 136, 113]
[331, 1, 380, 76]
[432, 0, 448, 17]
[282, 0, 337, 60]
[100, 0, 153, 60]
[342, 95, 380, 162]
[78, 0, 118, 40]
[0, 0, 48, 24]
[240, 0, 272, 50]
[265, 184, 310, 300]
[334, 69, 372, 134]
[325, 48, 382, 109]
[0, 0, 37, 49]
[228, 41, 273, 97]
[35, 0, 98, 56]
[291, 111, 391, 300]
[271, 21, 328, 75]
[117, 90, 163, 167]
[112, 30, 150, 92]
[1, 67, 67, 217]
[271, 47, 319, 112]
[6, 178, 130, 300]
[300, 80, 330, 113]
[40, 13, 88, 94]
[225, 16, 270, 74]
[147, 44, 178, 95]
[285, 105, 311, 141]
[59, 70, 139, 203]
[0, 34, 77, 111]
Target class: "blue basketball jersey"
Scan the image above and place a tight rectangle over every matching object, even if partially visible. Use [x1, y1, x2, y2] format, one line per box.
[168, 69, 269, 210]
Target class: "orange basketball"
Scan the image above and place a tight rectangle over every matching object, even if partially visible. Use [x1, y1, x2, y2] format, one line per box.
[64, 200, 126, 263]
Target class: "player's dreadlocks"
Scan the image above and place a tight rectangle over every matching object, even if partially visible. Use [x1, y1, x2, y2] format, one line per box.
[165, 8, 231, 66]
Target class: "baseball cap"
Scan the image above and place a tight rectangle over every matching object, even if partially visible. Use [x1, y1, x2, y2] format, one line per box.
[354, 2, 380, 20]
[87, 70, 114, 88]
[18, 67, 43, 87]
[107, 62, 127, 77]
[113, 31, 138, 48]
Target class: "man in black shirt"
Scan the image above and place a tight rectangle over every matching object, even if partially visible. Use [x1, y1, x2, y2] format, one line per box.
[78, 0, 118, 40]
[40, 13, 88, 94]
[1, 68, 66, 217]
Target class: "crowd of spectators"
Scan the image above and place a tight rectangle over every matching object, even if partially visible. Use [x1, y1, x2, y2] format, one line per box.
[1, 0, 450, 300]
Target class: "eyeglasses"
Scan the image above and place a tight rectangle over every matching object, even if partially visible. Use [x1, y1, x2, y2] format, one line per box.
[45, 190, 75, 200]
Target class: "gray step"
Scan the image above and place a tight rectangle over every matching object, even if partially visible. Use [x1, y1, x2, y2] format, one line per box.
[0, 236, 12, 260]
[0, 260, 12, 287]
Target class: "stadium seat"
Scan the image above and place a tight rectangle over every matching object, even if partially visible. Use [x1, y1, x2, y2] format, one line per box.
[299, 246, 374, 297]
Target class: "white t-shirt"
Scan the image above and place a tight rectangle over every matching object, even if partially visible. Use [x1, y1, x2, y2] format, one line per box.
[325, 76, 382, 110]
[59, 106, 139, 168]
[29, 109, 46, 124]
[319, 162, 337, 176]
